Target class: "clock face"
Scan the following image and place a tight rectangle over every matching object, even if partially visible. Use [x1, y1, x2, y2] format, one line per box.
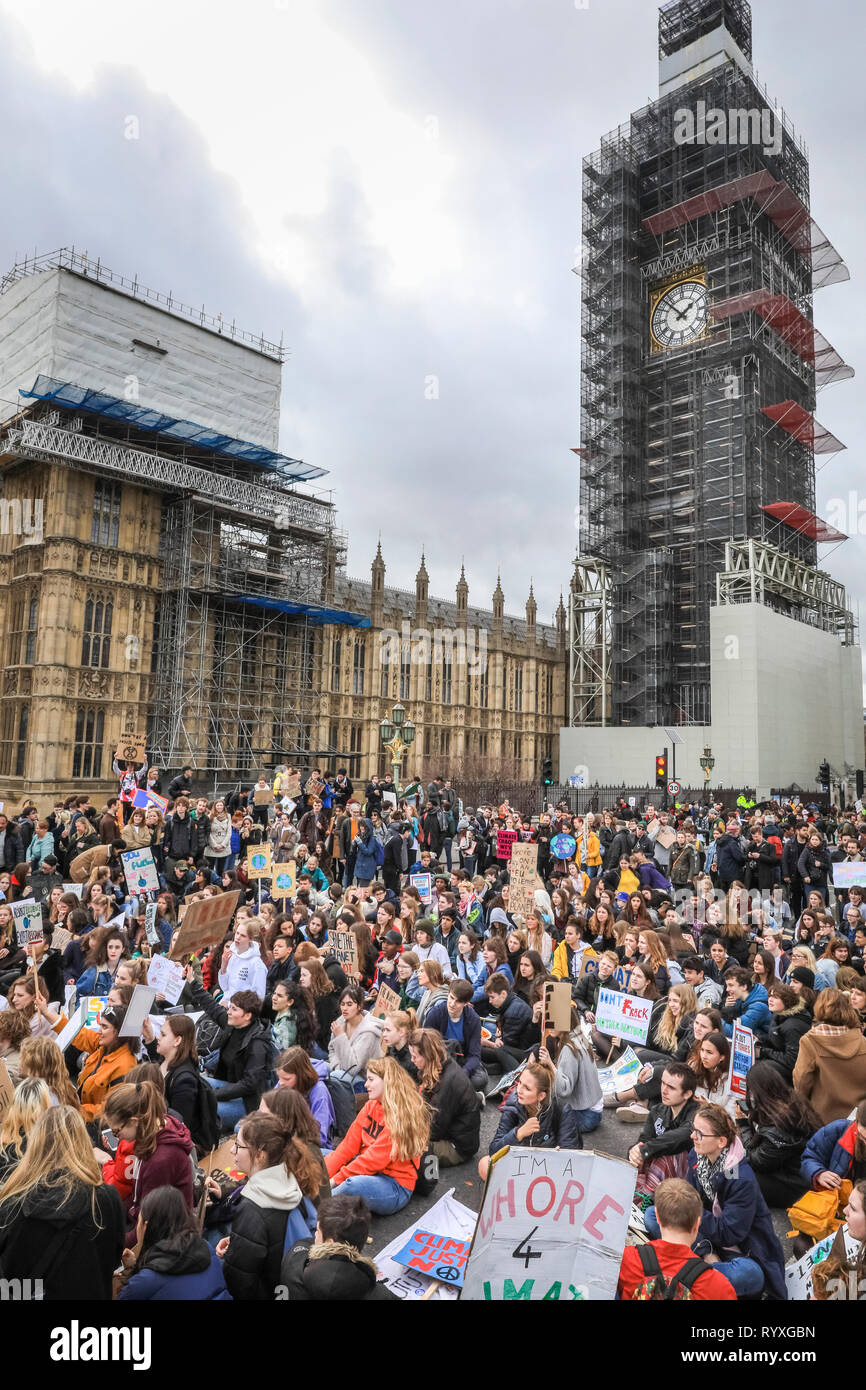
[650, 279, 710, 349]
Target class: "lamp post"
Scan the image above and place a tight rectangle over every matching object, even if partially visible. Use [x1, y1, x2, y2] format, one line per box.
[699, 746, 715, 785]
[379, 701, 415, 796]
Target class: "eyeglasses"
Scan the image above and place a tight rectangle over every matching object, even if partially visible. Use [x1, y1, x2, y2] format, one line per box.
[231, 1139, 248, 1154]
[690, 1128, 715, 1140]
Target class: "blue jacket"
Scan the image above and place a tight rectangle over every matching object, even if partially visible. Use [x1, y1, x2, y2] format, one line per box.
[425, 1000, 484, 1078]
[117, 1245, 231, 1301]
[490, 1094, 582, 1154]
[455, 954, 488, 1007]
[75, 966, 112, 1006]
[800, 1119, 860, 1189]
[721, 982, 771, 1039]
[715, 834, 745, 883]
[637, 861, 671, 893]
[685, 1139, 786, 1300]
[353, 820, 379, 881]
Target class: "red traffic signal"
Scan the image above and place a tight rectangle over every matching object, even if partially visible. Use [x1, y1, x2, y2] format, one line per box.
[655, 754, 667, 787]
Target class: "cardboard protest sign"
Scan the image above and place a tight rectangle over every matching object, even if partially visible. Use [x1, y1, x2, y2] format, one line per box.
[463, 1147, 636, 1301]
[169, 889, 241, 961]
[11, 899, 44, 943]
[115, 717, 146, 764]
[85, 996, 108, 1029]
[177, 902, 188, 924]
[49, 924, 72, 956]
[121, 847, 159, 895]
[144, 902, 162, 949]
[496, 830, 518, 861]
[508, 842, 539, 918]
[246, 844, 272, 880]
[409, 871, 432, 905]
[63, 883, 80, 899]
[271, 863, 297, 899]
[577, 948, 599, 980]
[550, 834, 577, 861]
[330, 928, 360, 976]
[253, 788, 274, 806]
[281, 774, 302, 799]
[655, 825, 676, 850]
[593, 988, 652, 1046]
[147, 954, 185, 1005]
[305, 776, 325, 800]
[55, 1000, 88, 1052]
[393, 1230, 471, 1288]
[541, 980, 573, 1035]
[370, 982, 402, 1020]
[375, 1188, 478, 1301]
[830, 860, 866, 890]
[785, 1226, 861, 1300]
[119, 985, 157, 1038]
[0, 1058, 13, 1115]
[613, 962, 634, 992]
[727, 1021, 754, 1098]
[597, 1046, 642, 1095]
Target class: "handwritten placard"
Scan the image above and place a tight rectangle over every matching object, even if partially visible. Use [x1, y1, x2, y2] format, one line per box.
[496, 830, 518, 861]
[508, 842, 539, 918]
[393, 1230, 471, 1288]
[371, 982, 402, 1020]
[246, 844, 273, 880]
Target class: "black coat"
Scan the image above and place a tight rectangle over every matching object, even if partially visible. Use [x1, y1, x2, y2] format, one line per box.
[744, 839, 778, 892]
[164, 1058, 202, 1138]
[0, 1180, 124, 1301]
[223, 1197, 293, 1301]
[487, 990, 534, 1051]
[426, 1059, 481, 1161]
[189, 984, 273, 1111]
[280, 1238, 397, 1300]
[759, 1001, 812, 1082]
[573, 971, 621, 1017]
[164, 814, 201, 861]
[313, 990, 342, 1051]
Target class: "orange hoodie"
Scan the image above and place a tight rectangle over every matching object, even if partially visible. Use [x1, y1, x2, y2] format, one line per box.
[325, 1099, 419, 1191]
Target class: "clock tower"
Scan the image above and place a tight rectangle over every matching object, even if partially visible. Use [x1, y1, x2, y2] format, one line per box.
[573, 0, 855, 741]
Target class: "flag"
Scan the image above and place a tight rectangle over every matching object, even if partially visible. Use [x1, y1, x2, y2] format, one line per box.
[133, 788, 168, 814]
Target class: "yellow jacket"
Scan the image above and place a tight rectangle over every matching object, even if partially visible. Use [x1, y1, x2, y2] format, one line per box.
[617, 866, 640, 897]
[576, 832, 602, 869]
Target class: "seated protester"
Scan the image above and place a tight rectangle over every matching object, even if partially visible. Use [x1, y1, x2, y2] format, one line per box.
[720, 965, 772, 1039]
[454, 930, 488, 1007]
[688, 1031, 736, 1116]
[371, 929, 405, 996]
[141, 1014, 203, 1150]
[275, 1047, 335, 1151]
[41, 999, 138, 1121]
[852, 977, 866, 1035]
[513, 949, 548, 1015]
[811, 1179, 866, 1302]
[737, 1061, 821, 1210]
[618, 1178, 735, 1301]
[573, 949, 621, 1020]
[412, 919, 453, 980]
[415, 959, 450, 1028]
[17, 1035, 80, 1110]
[184, 975, 274, 1133]
[259, 1087, 331, 1209]
[219, 1112, 322, 1301]
[381, 1010, 420, 1079]
[264, 934, 295, 1014]
[644, 1103, 787, 1300]
[0, 1008, 30, 1087]
[435, 908, 463, 973]
[60, 908, 92, 983]
[409, 1028, 481, 1166]
[0, 1105, 125, 1302]
[702, 938, 736, 985]
[117, 1185, 230, 1301]
[395, 951, 423, 1010]
[800, 1097, 866, 1193]
[608, 1007, 722, 1119]
[551, 919, 592, 995]
[102, 1081, 195, 1245]
[270, 980, 318, 1056]
[626, 1064, 701, 1205]
[423, 978, 487, 1091]
[793, 987, 866, 1125]
[479, 1059, 578, 1181]
[639, 983, 697, 1067]
[817, 935, 855, 988]
[74, 927, 130, 1006]
[0, 1077, 52, 1185]
[479, 936, 514, 998]
[537, 1009, 604, 1136]
[681, 955, 723, 1009]
[636, 929, 671, 996]
[328, 985, 385, 1090]
[759, 981, 812, 1083]
[348, 922, 378, 993]
[479, 972, 534, 1078]
[325, 1057, 430, 1216]
[297, 956, 341, 1053]
[280, 1194, 398, 1302]
[218, 919, 268, 1002]
[595, 962, 665, 1066]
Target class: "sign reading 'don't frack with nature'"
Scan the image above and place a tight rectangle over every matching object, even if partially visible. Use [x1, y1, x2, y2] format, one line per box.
[508, 842, 539, 918]
[593, 988, 652, 1046]
[496, 830, 518, 861]
[462, 1147, 636, 1301]
[121, 846, 160, 895]
[727, 1021, 754, 1098]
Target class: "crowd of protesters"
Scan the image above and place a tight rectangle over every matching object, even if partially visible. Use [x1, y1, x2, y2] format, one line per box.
[0, 765, 865, 1301]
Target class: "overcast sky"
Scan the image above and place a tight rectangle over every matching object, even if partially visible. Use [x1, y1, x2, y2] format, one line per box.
[0, 0, 863, 657]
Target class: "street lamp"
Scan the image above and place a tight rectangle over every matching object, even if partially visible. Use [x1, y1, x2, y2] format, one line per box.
[379, 702, 415, 794]
[699, 746, 715, 785]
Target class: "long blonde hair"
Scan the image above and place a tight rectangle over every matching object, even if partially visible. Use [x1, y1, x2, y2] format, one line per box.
[365, 1057, 430, 1162]
[0, 1078, 52, 1153]
[0, 1106, 103, 1225]
[19, 1036, 81, 1109]
[655, 984, 698, 1053]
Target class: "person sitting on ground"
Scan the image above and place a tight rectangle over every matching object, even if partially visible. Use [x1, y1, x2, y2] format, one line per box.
[184, 972, 274, 1133]
[275, 1047, 335, 1150]
[101, 1080, 195, 1245]
[793, 987, 866, 1125]
[537, 1007, 604, 1136]
[479, 1059, 580, 1182]
[800, 1096, 866, 1193]
[325, 1057, 430, 1217]
[327, 985, 384, 1091]
[736, 1061, 821, 1210]
[681, 955, 723, 1009]
[719, 965, 771, 1039]
[279, 1194, 398, 1301]
[758, 981, 812, 1084]
[627, 1063, 701, 1206]
[423, 978, 487, 1094]
[478, 971, 533, 1080]
[408, 1028, 481, 1167]
[117, 1185, 230, 1301]
[617, 1178, 736, 1300]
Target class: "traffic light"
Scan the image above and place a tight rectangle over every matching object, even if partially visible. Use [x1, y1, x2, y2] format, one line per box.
[655, 753, 667, 788]
[818, 760, 830, 787]
[541, 756, 553, 786]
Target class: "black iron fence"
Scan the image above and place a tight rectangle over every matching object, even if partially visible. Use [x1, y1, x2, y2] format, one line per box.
[453, 781, 756, 816]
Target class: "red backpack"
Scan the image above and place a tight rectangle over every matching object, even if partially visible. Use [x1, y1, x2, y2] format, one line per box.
[629, 1244, 711, 1300]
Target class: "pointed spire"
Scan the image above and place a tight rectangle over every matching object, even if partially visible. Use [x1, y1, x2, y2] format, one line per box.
[416, 547, 429, 581]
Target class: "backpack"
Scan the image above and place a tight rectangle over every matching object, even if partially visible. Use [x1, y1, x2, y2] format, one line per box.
[191, 1072, 221, 1154]
[326, 1072, 357, 1142]
[374, 837, 385, 868]
[630, 1244, 710, 1300]
[195, 1013, 224, 1062]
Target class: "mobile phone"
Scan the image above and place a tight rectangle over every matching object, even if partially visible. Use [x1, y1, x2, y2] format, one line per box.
[101, 1129, 119, 1153]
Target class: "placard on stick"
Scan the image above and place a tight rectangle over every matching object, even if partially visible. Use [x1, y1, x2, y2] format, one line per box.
[541, 980, 573, 1036]
[370, 982, 402, 1020]
[115, 717, 147, 765]
[330, 928, 359, 976]
[169, 889, 242, 961]
[271, 863, 297, 899]
[508, 842, 538, 918]
[246, 844, 272, 880]
[253, 788, 274, 806]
